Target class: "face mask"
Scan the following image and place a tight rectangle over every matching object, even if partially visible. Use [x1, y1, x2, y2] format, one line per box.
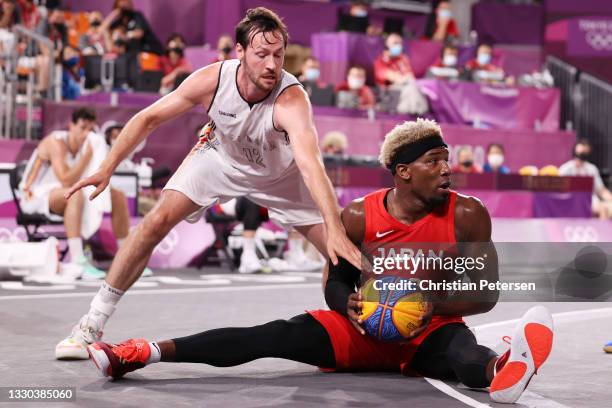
[90, 20, 102, 27]
[352, 9, 368, 18]
[438, 9, 452, 20]
[488, 154, 504, 168]
[477, 53, 491, 66]
[305, 68, 320, 81]
[443, 54, 457, 67]
[574, 152, 589, 161]
[348, 76, 365, 90]
[168, 47, 184, 57]
[64, 56, 79, 68]
[461, 160, 473, 168]
[389, 44, 403, 57]
[221, 46, 232, 55]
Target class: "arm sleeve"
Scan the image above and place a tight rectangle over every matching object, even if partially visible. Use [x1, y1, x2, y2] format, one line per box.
[324, 257, 361, 317]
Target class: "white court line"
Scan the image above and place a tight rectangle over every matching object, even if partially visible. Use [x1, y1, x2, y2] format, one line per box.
[424, 378, 491, 408]
[0, 282, 322, 300]
[427, 307, 612, 408]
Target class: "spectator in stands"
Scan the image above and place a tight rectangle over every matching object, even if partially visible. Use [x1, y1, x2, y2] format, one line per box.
[427, 44, 460, 79]
[335, 65, 375, 109]
[159, 35, 192, 94]
[337, 0, 370, 34]
[559, 139, 612, 219]
[167, 32, 186, 49]
[465, 44, 504, 84]
[321, 131, 348, 155]
[452, 145, 482, 174]
[373, 32, 414, 88]
[16, 0, 40, 30]
[483, 143, 510, 174]
[60, 44, 82, 100]
[109, 0, 162, 55]
[214, 34, 233, 62]
[107, 26, 127, 56]
[79, 11, 108, 56]
[425, 0, 459, 42]
[38, 6, 67, 50]
[298, 56, 323, 85]
[0, 0, 19, 29]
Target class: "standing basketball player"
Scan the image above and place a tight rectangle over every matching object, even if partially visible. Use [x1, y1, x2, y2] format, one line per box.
[55, 7, 361, 359]
[86, 119, 554, 404]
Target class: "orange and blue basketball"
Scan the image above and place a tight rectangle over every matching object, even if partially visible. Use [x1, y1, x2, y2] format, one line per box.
[359, 276, 429, 342]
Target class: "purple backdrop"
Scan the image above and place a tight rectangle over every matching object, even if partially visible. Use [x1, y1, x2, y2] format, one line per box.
[567, 16, 612, 57]
[471, 3, 544, 45]
[418, 79, 560, 131]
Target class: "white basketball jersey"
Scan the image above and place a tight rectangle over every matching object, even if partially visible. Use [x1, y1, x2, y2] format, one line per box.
[206, 59, 301, 182]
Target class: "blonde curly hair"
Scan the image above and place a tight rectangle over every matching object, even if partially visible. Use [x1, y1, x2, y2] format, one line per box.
[378, 118, 443, 169]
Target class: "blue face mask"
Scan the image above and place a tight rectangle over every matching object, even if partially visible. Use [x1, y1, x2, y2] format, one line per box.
[305, 68, 320, 81]
[352, 9, 368, 18]
[477, 53, 491, 66]
[65, 56, 79, 68]
[438, 9, 452, 20]
[389, 44, 403, 57]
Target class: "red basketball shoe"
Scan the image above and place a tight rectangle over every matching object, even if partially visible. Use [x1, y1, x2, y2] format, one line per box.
[88, 339, 151, 379]
[490, 306, 554, 403]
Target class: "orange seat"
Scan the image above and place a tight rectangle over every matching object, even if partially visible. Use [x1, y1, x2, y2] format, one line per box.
[139, 52, 161, 71]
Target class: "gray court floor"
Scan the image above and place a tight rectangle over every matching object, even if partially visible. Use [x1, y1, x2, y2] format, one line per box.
[0, 267, 611, 407]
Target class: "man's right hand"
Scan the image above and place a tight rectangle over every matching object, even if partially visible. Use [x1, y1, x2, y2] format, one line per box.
[64, 167, 112, 201]
[347, 292, 365, 335]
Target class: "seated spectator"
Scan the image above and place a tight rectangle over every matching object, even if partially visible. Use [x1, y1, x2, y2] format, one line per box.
[373, 32, 414, 88]
[465, 44, 504, 83]
[337, 0, 369, 33]
[298, 56, 323, 85]
[559, 139, 612, 219]
[483, 143, 510, 174]
[427, 44, 460, 80]
[213, 34, 233, 63]
[78, 11, 108, 56]
[0, 0, 19, 30]
[321, 131, 348, 155]
[60, 45, 83, 100]
[452, 146, 482, 174]
[16, 0, 40, 30]
[107, 26, 128, 56]
[334, 65, 375, 110]
[18, 108, 129, 279]
[109, 0, 162, 55]
[426, 0, 459, 42]
[159, 35, 192, 94]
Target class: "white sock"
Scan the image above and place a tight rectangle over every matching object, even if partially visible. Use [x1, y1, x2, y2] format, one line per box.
[146, 342, 161, 365]
[242, 237, 256, 256]
[288, 238, 304, 257]
[117, 238, 126, 248]
[68, 237, 84, 262]
[86, 281, 125, 329]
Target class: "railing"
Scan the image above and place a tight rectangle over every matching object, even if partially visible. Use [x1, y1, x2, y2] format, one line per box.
[546, 56, 578, 131]
[1, 25, 60, 140]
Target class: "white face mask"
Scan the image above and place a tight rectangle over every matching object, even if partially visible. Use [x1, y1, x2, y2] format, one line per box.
[443, 54, 457, 67]
[488, 153, 504, 168]
[348, 76, 365, 90]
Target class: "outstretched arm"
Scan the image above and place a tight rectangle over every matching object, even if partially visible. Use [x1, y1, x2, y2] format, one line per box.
[66, 63, 221, 200]
[274, 86, 361, 269]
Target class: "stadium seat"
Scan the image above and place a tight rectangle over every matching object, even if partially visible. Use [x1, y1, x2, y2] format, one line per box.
[9, 161, 68, 258]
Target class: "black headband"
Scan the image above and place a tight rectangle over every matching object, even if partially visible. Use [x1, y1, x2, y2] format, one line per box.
[389, 135, 447, 174]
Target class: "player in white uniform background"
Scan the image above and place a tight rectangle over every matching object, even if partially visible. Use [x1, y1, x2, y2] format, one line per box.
[55, 7, 362, 359]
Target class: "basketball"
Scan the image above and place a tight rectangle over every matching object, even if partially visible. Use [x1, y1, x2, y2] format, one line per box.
[359, 276, 430, 342]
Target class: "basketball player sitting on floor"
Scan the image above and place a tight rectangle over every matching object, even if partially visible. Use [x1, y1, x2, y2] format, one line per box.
[86, 119, 555, 404]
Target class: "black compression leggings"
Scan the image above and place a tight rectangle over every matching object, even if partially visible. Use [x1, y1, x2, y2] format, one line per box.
[173, 314, 335, 368]
[172, 315, 496, 388]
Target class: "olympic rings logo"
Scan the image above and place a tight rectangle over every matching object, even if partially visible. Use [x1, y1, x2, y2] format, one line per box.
[0, 227, 28, 243]
[585, 31, 612, 51]
[563, 226, 599, 242]
[153, 228, 179, 255]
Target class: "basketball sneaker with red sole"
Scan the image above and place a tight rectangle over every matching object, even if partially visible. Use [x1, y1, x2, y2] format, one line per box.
[490, 305, 554, 404]
[87, 339, 151, 379]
